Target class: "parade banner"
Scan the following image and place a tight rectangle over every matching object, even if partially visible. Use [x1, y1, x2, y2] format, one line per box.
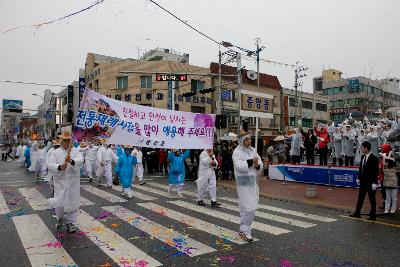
[269, 164, 359, 188]
[73, 89, 216, 149]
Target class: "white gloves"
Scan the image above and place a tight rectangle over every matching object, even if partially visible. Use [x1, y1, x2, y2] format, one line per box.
[371, 183, 377, 191]
[356, 179, 360, 186]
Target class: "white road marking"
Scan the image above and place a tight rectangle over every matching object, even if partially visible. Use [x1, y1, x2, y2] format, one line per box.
[81, 185, 127, 203]
[77, 210, 162, 267]
[13, 214, 76, 267]
[0, 190, 10, 214]
[114, 185, 157, 201]
[147, 182, 196, 197]
[103, 205, 216, 257]
[169, 200, 291, 235]
[220, 197, 337, 222]
[137, 202, 251, 244]
[134, 184, 177, 198]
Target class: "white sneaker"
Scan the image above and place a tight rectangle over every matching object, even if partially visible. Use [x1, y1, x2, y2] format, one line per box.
[177, 193, 183, 198]
[390, 209, 396, 214]
[121, 188, 126, 196]
[384, 210, 389, 214]
[126, 189, 133, 199]
[239, 231, 253, 242]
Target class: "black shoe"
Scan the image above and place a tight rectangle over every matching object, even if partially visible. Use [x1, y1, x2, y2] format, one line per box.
[139, 181, 146, 185]
[56, 219, 63, 231]
[66, 223, 77, 233]
[349, 213, 360, 218]
[239, 231, 253, 242]
[89, 178, 92, 183]
[367, 216, 376, 221]
[211, 201, 221, 207]
[197, 200, 206, 206]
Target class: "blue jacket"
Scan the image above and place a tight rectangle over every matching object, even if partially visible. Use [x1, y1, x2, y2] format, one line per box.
[115, 153, 137, 188]
[116, 146, 124, 157]
[168, 150, 190, 184]
[24, 147, 31, 168]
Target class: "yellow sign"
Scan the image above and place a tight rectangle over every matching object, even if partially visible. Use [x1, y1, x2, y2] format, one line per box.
[241, 93, 273, 113]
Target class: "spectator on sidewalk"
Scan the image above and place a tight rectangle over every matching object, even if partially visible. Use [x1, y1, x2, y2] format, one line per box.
[276, 141, 286, 163]
[350, 141, 379, 221]
[289, 128, 302, 164]
[314, 124, 330, 166]
[381, 152, 398, 214]
[158, 148, 168, 175]
[301, 128, 317, 165]
[332, 127, 343, 166]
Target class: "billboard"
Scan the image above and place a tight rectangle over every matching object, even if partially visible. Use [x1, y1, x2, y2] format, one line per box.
[2, 99, 23, 112]
[348, 79, 360, 93]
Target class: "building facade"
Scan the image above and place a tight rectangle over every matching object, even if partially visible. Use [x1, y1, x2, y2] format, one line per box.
[313, 69, 400, 122]
[283, 88, 330, 129]
[1, 99, 24, 143]
[84, 52, 213, 114]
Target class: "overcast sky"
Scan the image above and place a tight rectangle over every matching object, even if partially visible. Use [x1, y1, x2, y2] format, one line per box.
[1, 0, 399, 113]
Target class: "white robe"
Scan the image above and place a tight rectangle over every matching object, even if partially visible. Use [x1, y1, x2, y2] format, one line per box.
[47, 147, 83, 212]
[44, 147, 57, 182]
[28, 142, 39, 172]
[196, 150, 218, 198]
[232, 145, 263, 212]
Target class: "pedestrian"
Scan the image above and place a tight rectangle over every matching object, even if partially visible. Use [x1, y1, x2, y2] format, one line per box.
[196, 149, 221, 207]
[232, 130, 263, 242]
[342, 125, 355, 166]
[167, 149, 190, 197]
[36, 142, 47, 179]
[115, 145, 138, 199]
[83, 142, 99, 182]
[158, 149, 168, 175]
[145, 149, 154, 174]
[350, 141, 379, 221]
[47, 131, 84, 233]
[45, 139, 60, 195]
[96, 141, 108, 186]
[5, 145, 14, 161]
[301, 128, 317, 165]
[366, 126, 380, 157]
[355, 129, 367, 164]
[1, 145, 7, 161]
[24, 142, 31, 168]
[28, 141, 39, 173]
[98, 144, 118, 188]
[133, 147, 145, 185]
[332, 127, 343, 166]
[314, 124, 330, 166]
[380, 152, 398, 214]
[276, 141, 286, 163]
[289, 128, 302, 164]
[221, 143, 234, 180]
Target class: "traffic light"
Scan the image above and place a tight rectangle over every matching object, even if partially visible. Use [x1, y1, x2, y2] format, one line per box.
[182, 91, 197, 97]
[199, 87, 216, 94]
[215, 114, 226, 129]
[242, 120, 249, 132]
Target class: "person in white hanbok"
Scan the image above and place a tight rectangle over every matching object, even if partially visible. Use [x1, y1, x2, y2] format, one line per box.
[82, 143, 99, 182]
[332, 127, 343, 166]
[36, 143, 47, 179]
[232, 130, 263, 242]
[96, 142, 107, 185]
[196, 149, 221, 207]
[45, 139, 60, 195]
[366, 126, 380, 156]
[342, 125, 356, 166]
[28, 141, 39, 173]
[133, 147, 145, 185]
[355, 129, 367, 164]
[47, 132, 83, 233]
[97, 144, 118, 187]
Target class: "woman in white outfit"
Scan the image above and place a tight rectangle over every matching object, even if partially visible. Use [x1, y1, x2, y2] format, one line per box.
[133, 147, 145, 185]
[232, 130, 263, 242]
[196, 149, 221, 207]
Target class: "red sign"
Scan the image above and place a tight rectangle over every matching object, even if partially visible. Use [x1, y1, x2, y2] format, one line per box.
[155, 74, 187, 82]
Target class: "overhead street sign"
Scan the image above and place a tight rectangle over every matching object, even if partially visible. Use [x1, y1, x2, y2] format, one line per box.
[156, 74, 187, 82]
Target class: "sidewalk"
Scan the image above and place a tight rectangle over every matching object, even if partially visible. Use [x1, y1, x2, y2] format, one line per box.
[217, 177, 400, 224]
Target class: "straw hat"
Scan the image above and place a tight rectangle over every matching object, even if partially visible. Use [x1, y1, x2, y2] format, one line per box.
[52, 139, 61, 145]
[58, 131, 72, 140]
[124, 145, 133, 149]
[80, 142, 88, 148]
[99, 139, 107, 144]
[238, 129, 252, 137]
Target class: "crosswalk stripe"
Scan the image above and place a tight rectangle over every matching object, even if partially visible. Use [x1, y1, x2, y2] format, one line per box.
[0, 190, 10, 214]
[77, 210, 162, 267]
[168, 200, 291, 235]
[219, 197, 337, 222]
[136, 202, 251, 244]
[81, 185, 127, 203]
[12, 214, 76, 267]
[134, 185, 176, 198]
[19, 187, 52, 210]
[114, 185, 157, 201]
[19, 187, 94, 210]
[147, 182, 197, 197]
[103, 205, 216, 257]
[219, 202, 316, 228]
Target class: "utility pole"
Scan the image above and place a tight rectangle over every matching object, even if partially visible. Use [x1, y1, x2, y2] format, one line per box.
[294, 63, 308, 127]
[254, 37, 265, 152]
[237, 52, 242, 136]
[217, 47, 222, 115]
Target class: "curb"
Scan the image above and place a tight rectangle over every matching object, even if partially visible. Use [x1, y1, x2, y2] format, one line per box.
[217, 181, 354, 213]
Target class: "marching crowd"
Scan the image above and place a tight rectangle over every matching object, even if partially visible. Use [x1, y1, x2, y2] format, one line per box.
[6, 129, 262, 242]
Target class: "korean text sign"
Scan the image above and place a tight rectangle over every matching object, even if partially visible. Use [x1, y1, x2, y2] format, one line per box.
[241, 93, 273, 113]
[73, 89, 216, 149]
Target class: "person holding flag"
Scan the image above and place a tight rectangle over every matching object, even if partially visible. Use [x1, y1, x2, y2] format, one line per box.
[47, 131, 84, 233]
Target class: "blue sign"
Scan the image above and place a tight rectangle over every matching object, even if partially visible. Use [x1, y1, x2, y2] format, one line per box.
[167, 81, 173, 110]
[221, 90, 232, 100]
[348, 79, 360, 92]
[79, 77, 86, 103]
[44, 113, 52, 119]
[2, 99, 23, 110]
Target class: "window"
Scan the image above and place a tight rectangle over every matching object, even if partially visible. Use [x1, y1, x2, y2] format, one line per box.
[302, 118, 312, 128]
[191, 106, 205, 114]
[175, 104, 179, 111]
[191, 79, 205, 92]
[125, 94, 131, 101]
[289, 97, 296, 107]
[302, 100, 312, 109]
[116, 76, 128, 89]
[228, 115, 236, 125]
[140, 76, 152, 89]
[316, 103, 327, 111]
[115, 94, 121, 100]
[330, 101, 335, 107]
[347, 99, 355, 106]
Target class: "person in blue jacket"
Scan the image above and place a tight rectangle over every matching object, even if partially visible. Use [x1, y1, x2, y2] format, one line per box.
[168, 149, 190, 197]
[116, 145, 124, 158]
[24, 143, 31, 169]
[114, 145, 137, 199]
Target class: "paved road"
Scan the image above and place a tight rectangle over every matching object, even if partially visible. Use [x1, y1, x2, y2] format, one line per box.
[0, 160, 399, 267]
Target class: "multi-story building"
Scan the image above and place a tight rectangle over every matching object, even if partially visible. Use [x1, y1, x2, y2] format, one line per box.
[84, 52, 213, 114]
[313, 69, 400, 122]
[209, 63, 282, 137]
[1, 99, 24, 143]
[283, 88, 329, 129]
[141, 48, 189, 64]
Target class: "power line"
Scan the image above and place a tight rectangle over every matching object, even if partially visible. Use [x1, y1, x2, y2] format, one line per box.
[0, 80, 68, 87]
[148, 0, 221, 45]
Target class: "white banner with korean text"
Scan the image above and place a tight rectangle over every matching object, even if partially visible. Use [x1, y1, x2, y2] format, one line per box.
[73, 89, 216, 149]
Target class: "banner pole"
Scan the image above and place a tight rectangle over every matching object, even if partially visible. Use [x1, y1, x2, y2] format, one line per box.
[281, 163, 287, 185]
[328, 165, 333, 191]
